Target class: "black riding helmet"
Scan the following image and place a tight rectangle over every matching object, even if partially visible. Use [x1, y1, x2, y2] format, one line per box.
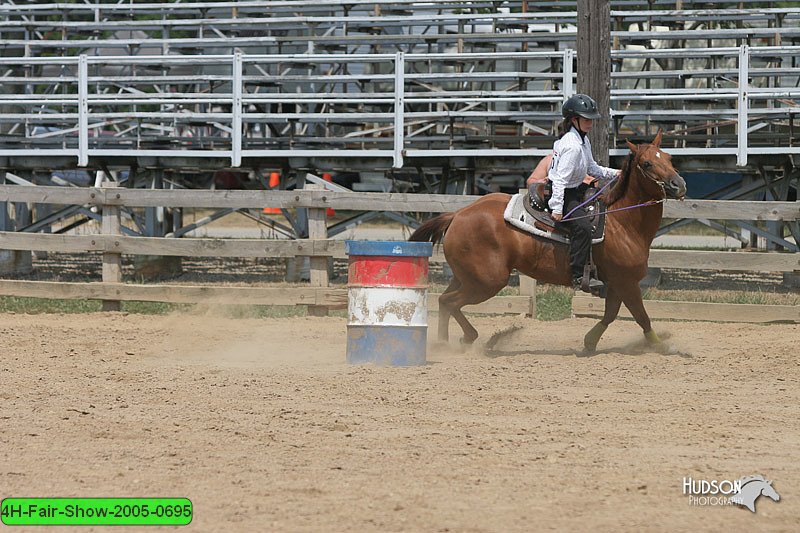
[562, 93, 601, 120]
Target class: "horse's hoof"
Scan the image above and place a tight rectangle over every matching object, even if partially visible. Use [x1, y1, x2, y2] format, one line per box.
[644, 330, 662, 346]
[458, 337, 477, 352]
[644, 330, 674, 354]
[584, 322, 608, 352]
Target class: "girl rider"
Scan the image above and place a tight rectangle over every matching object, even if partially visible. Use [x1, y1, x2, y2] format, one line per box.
[545, 94, 620, 292]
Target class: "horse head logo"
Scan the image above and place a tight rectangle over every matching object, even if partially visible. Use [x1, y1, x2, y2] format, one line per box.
[730, 475, 781, 513]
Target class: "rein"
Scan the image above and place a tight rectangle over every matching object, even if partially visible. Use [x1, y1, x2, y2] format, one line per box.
[562, 175, 617, 220]
[561, 198, 665, 222]
[560, 159, 667, 222]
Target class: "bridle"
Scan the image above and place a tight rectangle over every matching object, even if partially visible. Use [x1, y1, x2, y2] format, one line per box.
[561, 153, 668, 222]
[636, 162, 668, 201]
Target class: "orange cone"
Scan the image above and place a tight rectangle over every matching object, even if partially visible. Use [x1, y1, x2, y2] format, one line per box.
[322, 173, 335, 217]
[263, 172, 281, 214]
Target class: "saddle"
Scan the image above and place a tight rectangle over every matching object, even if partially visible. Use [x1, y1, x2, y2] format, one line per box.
[529, 181, 552, 211]
[502, 183, 608, 297]
[524, 181, 606, 241]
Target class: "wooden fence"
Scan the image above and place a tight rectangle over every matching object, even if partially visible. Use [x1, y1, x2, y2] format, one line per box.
[0, 184, 798, 322]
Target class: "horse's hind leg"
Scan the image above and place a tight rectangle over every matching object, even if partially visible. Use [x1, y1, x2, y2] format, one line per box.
[438, 289, 478, 345]
[584, 285, 622, 352]
[437, 278, 461, 343]
[451, 307, 479, 346]
[439, 280, 505, 345]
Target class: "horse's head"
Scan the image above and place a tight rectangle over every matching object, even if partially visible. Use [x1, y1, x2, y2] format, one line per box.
[761, 480, 781, 502]
[626, 131, 687, 200]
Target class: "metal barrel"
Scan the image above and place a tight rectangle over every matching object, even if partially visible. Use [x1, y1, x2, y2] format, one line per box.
[345, 240, 433, 366]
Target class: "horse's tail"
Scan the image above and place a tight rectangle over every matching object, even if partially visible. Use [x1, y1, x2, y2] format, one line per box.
[409, 212, 455, 244]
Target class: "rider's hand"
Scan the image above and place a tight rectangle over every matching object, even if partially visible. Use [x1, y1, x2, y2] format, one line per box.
[551, 213, 563, 222]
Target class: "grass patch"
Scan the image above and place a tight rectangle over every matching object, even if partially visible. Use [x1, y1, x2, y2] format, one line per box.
[643, 288, 799, 306]
[122, 301, 192, 315]
[496, 286, 519, 297]
[0, 297, 308, 318]
[217, 305, 307, 319]
[0, 297, 103, 314]
[535, 286, 573, 321]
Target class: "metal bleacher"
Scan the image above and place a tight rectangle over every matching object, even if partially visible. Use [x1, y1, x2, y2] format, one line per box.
[0, 0, 799, 188]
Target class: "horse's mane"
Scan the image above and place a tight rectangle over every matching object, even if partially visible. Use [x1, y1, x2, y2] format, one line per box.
[739, 475, 768, 486]
[604, 151, 635, 206]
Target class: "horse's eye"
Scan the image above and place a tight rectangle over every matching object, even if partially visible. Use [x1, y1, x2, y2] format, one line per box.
[642, 161, 653, 169]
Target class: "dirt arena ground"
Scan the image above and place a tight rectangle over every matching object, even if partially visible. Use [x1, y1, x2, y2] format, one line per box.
[1, 311, 798, 532]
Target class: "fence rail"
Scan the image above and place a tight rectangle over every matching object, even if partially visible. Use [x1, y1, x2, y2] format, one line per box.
[1, 234, 799, 273]
[0, 185, 797, 322]
[1, 186, 798, 219]
[572, 295, 800, 323]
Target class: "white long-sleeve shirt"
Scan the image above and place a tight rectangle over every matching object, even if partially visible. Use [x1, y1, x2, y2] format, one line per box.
[547, 126, 617, 214]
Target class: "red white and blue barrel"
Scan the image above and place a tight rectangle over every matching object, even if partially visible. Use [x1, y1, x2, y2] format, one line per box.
[345, 240, 433, 366]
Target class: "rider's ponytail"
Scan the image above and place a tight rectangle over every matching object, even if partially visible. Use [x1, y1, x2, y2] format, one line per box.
[557, 118, 573, 138]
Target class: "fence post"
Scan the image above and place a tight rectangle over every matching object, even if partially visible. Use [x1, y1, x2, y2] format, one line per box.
[306, 183, 329, 316]
[101, 180, 122, 311]
[519, 275, 537, 319]
[0, 172, 32, 275]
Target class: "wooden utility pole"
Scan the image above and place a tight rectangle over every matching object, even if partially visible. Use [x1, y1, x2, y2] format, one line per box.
[577, 0, 611, 165]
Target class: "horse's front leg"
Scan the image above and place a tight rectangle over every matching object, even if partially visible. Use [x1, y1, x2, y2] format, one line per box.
[584, 285, 621, 352]
[618, 283, 664, 348]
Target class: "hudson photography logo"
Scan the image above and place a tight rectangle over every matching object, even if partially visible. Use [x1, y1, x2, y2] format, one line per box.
[683, 475, 781, 513]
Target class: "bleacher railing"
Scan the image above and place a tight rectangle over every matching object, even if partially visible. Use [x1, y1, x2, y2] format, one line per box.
[1, 46, 799, 167]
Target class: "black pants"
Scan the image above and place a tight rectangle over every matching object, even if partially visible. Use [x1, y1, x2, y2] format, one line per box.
[556, 186, 592, 280]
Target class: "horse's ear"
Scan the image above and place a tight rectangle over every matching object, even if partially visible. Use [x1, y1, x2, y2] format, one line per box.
[652, 129, 663, 148]
[626, 139, 638, 153]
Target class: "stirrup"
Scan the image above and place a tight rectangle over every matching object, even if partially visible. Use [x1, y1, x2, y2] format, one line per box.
[580, 262, 606, 298]
[586, 278, 604, 289]
[574, 276, 606, 298]
[586, 278, 607, 298]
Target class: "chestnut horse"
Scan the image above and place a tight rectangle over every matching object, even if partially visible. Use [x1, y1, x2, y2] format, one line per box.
[410, 132, 687, 352]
